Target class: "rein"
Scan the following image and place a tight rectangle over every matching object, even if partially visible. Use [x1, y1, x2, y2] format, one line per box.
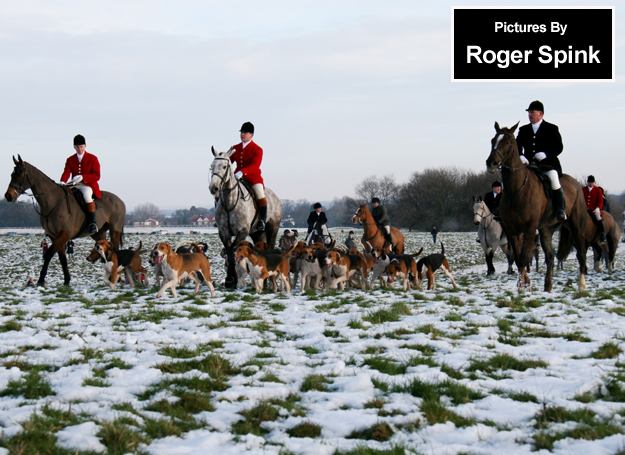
[11, 163, 71, 219]
[493, 132, 530, 195]
[355, 211, 382, 242]
[211, 156, 253, 238]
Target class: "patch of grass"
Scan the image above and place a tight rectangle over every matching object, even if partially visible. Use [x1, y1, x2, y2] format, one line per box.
[156, 353, 239, 378]
[0, 404, 90, 454]
[286, 420, 322, 438]
[301, 374, 331, 392]
[362, 307, 402, 324]
[534, 405, 597, 429]
[0, 320, 22, 332]
[590, 341, 623, 359]
[533, 421, 624, 451]
[302, 346, 320, 355]
[98, 419, 148, 454]
[0, 369, 55, 399]
[231, 399, 281, 436]
[467, 353, 547, 378]
[347, 422, 394, 442]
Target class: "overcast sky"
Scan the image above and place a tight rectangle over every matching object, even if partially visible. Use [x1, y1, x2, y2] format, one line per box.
[1, 0, 623, 212]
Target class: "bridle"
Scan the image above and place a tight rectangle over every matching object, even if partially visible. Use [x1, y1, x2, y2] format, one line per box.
[474, 202, 494, 230]
[354, 208, 382, 242]
[491, 132, 528, 172]
[210, 156, 251, 215]
[491, 131, 530, 194]
[9, 162, 70, 217]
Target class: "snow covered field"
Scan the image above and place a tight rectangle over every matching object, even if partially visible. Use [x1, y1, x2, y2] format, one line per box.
[0, 230, 624, 455]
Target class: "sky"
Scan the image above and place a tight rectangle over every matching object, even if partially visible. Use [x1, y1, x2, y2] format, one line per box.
[1, 0, 624, 213]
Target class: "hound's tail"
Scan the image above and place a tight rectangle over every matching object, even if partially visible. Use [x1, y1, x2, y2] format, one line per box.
[440, 240, 445, 256]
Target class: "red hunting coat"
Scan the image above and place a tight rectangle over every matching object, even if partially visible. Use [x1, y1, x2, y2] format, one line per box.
[230, 141, 264, 186]
[60, 152, 102, 199]
[583, 185, 603, 213]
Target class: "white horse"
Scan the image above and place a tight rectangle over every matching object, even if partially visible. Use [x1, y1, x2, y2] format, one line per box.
[209, 147, 283, 288]
[473, 197, 515, 275]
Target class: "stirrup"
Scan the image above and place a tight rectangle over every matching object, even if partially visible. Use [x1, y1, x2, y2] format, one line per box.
[600, 232, 607, 243]
[255, 220, 266, 232]
[88, 223, 98, 234]
[556, 210, 567, 222]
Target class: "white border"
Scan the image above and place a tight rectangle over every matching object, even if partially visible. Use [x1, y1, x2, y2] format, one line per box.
[451, 6, 615, 82]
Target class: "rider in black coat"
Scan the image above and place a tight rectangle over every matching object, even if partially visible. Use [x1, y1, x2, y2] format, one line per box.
[516, 100, 566, 221]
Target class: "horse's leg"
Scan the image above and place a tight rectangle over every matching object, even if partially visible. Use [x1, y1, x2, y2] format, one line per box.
[508, 233, 528, 290]
[219, 231, 236, 289]
[109, 230, 122, 250]
[539, 229, 556, 292]
[485, 248, 494, 275]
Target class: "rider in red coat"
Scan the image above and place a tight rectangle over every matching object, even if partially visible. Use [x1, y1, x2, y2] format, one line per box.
[60, 134, 100, 234]
[583, 175, 606, 243]
[230, 122, 267, 231]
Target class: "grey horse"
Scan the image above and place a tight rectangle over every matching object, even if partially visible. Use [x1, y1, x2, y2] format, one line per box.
[473, 197, 515, 275]
[209, 147, 282, 288]
[5, 156, 126, 286]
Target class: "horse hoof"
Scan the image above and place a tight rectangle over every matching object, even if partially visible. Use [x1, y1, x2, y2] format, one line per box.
[36, 281, 45, 287]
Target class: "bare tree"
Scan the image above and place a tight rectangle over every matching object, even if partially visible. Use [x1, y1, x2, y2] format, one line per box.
[354, 174, 399, 205]
[133, 202, 161, 222]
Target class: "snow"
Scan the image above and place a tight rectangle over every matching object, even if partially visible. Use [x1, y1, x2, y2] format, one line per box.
[0, 231, 623, 453]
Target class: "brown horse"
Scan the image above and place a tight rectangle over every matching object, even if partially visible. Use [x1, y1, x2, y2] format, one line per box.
[486, 123, 588, 292]
[558, 209, 620, 274]
[352, 203, 404, 254]
[5, 156, 126, 286]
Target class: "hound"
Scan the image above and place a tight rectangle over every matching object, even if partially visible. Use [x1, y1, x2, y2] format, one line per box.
[416, 241, 457, 290]
[384, 256, 418, 291]
[234, 245, 291, 294]
[370, 246, 423, 289]
[323, 251, 370, 290]
[87, 240, 147, 289]
[152, 242, 215, 298]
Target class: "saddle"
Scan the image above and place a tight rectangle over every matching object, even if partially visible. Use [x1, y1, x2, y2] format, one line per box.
[527, 164, 553, 200]
[237, 179, 261, 231]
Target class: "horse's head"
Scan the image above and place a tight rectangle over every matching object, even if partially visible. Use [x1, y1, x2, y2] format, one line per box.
[5, 155, 29, 202]
[209, 146, 235, 196]
[352, 203, 368, 224]
[486, 121, 520, 173]
[472, 196, 488, 225]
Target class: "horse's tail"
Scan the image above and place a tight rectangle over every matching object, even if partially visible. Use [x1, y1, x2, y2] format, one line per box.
[556, 226, 574, 262]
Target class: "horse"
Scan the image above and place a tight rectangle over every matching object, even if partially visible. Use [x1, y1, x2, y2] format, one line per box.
[557, 210, 620, 274]
[472, 197, 515, 275]
[5, 156, 126, 286]
[352, 203, 404, 254]
[208, 147, 282, 288]
[486, 122, 588, 292]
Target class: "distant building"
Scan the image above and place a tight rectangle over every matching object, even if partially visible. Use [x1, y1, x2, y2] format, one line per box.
[194, 215, 215, 226]
[137, 217, 160, 227]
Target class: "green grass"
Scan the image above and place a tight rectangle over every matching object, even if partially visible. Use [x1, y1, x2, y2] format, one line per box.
[347, 422, 395, 442]
[231, 400, 281, 436]
[0, 368, 55, 399]
[286, 420, 322, 438]
[467, 353, 548, 378]
[301, 374, 331, 392]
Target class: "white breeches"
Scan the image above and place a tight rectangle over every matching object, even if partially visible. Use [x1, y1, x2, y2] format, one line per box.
[75, 183, 94, 203]
[593, 207, 602, 221]
[545, 170, 561, 190]
[384, 225, 391, 234]
[252, 184, 265, 200]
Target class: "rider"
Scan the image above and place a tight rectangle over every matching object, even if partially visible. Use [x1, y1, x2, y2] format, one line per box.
[231, 122, 267, 231]
[278, 229, 297, 252]
[371, 197, 393, 247]
[516, 100, 566, 222]
[307, 202, 328, 244]
[484, 181, 502, 220]
[60, 134, 101, 234]
[345, 230, 358, 250]
[584, 175, 607, 243]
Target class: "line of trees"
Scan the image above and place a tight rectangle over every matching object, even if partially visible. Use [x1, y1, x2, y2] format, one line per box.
[2, 167, 624, 230]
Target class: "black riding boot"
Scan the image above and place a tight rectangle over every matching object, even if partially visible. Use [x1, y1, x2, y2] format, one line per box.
[384, 228, 394, 248]
[255, 205, 267, 232]
[598, 219, 607, 243]
[553, 188, 567, 222]
[86, 202, 98, 234]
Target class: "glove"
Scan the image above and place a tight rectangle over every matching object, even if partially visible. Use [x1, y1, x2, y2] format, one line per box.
[70, 175, 83, 184]
[534, 152, 547, 161]
[234, 171, 243, 179]
[520, 155, 529, 165]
